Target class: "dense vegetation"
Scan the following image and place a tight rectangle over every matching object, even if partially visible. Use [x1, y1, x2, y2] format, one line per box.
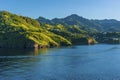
[37, 14, 120, 32]
[94, 32, 120, 44]
[0, 11, 119, 49]
[37, 14, 120, 45]
[41, 24, 97, 45]
[0, 11, 71, 48]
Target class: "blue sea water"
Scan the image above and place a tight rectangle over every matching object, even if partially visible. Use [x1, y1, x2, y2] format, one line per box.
[0, 44, 120, 80]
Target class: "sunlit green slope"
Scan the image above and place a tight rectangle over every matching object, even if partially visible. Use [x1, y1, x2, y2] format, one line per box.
[0, 11, 71, 48]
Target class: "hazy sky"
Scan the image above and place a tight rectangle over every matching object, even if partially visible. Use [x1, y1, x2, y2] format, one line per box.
[0, 0, 120, 20]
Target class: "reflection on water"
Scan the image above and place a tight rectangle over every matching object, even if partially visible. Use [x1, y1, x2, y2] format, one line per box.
[0, 44, 120, 80]
[0, 48, 50, 56]
[34, 48, 49, 56]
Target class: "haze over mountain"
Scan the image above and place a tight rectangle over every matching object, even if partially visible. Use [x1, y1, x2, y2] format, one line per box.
[37, 14, 120, 32]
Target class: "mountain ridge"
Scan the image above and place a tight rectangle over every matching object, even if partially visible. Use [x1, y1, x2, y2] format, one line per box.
[0, 11, 119, 49]
[37, 14, 120, 32]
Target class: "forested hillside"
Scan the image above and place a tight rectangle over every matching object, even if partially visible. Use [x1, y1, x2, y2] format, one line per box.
[37, 14, 120, 44]
[0, 11, 119, 49]
[0, 11, 97, 48]
[37, 14, 120, 32]
[0, 11, 72, 48]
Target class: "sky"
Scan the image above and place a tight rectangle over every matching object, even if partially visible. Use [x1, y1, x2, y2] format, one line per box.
[0, 0, 120, 20]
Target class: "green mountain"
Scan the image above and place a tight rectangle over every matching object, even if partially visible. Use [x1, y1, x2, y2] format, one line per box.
[37, 14, 98, 33]
[37, 14, 120, 32]
[0, 11, 120, 49]
[41, 24, 97, 45]
[0, 11, 72, 48]
[91, 19, 120, 32]
[37, 14, 120, 44]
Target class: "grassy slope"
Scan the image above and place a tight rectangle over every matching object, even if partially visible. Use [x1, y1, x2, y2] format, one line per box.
[0, 11, 71, 48]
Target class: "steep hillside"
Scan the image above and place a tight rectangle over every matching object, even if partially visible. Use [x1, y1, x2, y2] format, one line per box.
[0, 11, 71, 48]
[41, 24, 97, 45]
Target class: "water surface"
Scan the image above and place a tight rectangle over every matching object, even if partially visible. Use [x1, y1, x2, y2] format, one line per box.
[0, 44, 120, 80]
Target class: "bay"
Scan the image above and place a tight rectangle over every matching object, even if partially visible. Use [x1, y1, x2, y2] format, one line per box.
[0, 44, 120, 80]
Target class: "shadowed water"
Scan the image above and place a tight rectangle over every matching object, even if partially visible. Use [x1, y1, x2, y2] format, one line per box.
[0, 44, 120, 80]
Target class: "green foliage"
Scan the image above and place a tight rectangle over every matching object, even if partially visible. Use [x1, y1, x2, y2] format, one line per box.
[37, 14, 99, 33]
[95, 32, 120, 44]
[0, 11, 72, 48]
[42, 24, 97, 45]
[46, 32, 72, 46]
[37, 14, 120, 32]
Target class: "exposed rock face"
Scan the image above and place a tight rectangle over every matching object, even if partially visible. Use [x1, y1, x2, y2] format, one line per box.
[88, 38, 97, 45]
[34, 43, 39, 48]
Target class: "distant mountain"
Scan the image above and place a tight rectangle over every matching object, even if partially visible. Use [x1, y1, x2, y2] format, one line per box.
[37, 14, 120, 32]
[1, 11, 119, 49]
[37, 14, 98, 33]
[37, 16, 52, 24]
[91, 19, 120, 32]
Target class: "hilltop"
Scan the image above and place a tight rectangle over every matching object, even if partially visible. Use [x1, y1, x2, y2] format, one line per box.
[0, 11, 72, 48]
[0, 11, 119, 49]
[37, 14, 120, 32]
[0, 11, 97, 48]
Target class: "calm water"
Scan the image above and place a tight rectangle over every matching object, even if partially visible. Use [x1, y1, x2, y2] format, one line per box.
[0, 44, 120, 80]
